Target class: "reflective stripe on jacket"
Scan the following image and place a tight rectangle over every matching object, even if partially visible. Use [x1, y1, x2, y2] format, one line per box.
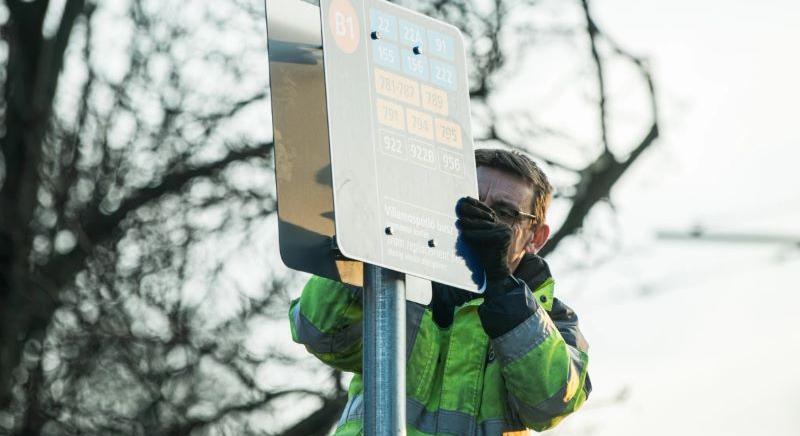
[289, 274, 590, 435]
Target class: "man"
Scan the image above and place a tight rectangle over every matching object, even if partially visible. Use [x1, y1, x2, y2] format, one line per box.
[289, 149, 591, 435]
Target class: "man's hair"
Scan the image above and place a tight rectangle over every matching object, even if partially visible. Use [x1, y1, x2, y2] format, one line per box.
[474, 148, 553, 224]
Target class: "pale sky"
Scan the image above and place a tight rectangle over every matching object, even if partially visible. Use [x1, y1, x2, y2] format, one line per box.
[541, 0, 800, 434]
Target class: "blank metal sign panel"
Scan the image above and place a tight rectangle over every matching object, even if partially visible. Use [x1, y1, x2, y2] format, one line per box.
[266, 0, 364, 286]
[321, 0, 483, 291]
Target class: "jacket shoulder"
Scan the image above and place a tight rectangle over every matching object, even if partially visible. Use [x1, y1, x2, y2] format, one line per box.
[549, 297, 588, 353]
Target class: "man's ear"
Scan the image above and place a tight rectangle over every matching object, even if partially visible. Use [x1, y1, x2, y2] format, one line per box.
[525, 223, 550, 255]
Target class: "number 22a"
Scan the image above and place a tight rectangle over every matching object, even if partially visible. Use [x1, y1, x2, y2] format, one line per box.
[403, 27, 420, 43]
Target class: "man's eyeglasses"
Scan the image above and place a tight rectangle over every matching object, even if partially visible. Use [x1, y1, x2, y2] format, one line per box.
[490, 203, 538, 227]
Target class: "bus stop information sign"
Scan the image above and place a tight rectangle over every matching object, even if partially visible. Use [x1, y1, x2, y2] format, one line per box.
[320, 0, 482, 291]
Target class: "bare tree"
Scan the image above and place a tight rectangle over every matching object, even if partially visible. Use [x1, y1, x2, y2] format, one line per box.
[0, 0, 328, 433]
[0, 0, 658, 434]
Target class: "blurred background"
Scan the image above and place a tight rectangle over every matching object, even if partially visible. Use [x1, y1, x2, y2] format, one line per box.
[0, 0, 797, 434]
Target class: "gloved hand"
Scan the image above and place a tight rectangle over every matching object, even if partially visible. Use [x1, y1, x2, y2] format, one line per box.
[514, 254, 552, 292]
[456, 196, 512, 283]
[429, 282, 476, 329]
[457, 197, 541, 338]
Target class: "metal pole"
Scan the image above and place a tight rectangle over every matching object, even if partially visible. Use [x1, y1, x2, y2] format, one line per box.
[363, 264, 406, 435]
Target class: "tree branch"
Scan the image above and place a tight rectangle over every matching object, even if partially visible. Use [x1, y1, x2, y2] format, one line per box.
[41, 141, 275, 289]
[477, 124, 582, 173]
[276, 392, 349, 436]
[173, 388, 327, 435]
[581, 0, 610, 154]
[540, 0, 659, 256]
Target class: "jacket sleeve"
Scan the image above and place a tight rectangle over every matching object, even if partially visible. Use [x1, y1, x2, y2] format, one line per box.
[490, 281, 591, 431]
[288, 275, 364, 373]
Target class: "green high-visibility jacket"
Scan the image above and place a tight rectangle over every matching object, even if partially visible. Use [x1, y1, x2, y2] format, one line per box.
[289, 273, 590, 435]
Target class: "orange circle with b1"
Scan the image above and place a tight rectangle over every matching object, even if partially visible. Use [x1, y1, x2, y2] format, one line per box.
[329, 0, 360, 54]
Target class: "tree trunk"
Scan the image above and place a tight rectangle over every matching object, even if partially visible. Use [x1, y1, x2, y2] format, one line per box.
[0, 0, 86, 409]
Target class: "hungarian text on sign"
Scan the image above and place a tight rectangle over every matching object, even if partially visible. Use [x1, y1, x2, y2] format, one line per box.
[374, 68, 420, 106]
[407, 140, 437, 169]
[376, 98, 405, 131]
[370, 9, 398, 40]
[427, 29, 455, 61]
[379, 129, 406, 160]
[401, 50, 428, 80]
[329, 0, 360, 53]
[373, 40, 400, 70]
[406, 108, 434, 140]
[434, 118, 462, 149]
[420, 83, 448, 116]
[399, 19, 425, 48]
[439, 148, 464, 176]
[430, 58, 456, 91]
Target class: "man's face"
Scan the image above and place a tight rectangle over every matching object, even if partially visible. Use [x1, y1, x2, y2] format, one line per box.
[476, 166, 550, 272]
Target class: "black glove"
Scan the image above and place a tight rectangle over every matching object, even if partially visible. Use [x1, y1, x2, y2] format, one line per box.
[429, 282, 477, 329]
[514, 254, 552, 292]
[457, 198, 550, 338]
[477, 255, 552, 339]
[455, 196, 512, 284]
